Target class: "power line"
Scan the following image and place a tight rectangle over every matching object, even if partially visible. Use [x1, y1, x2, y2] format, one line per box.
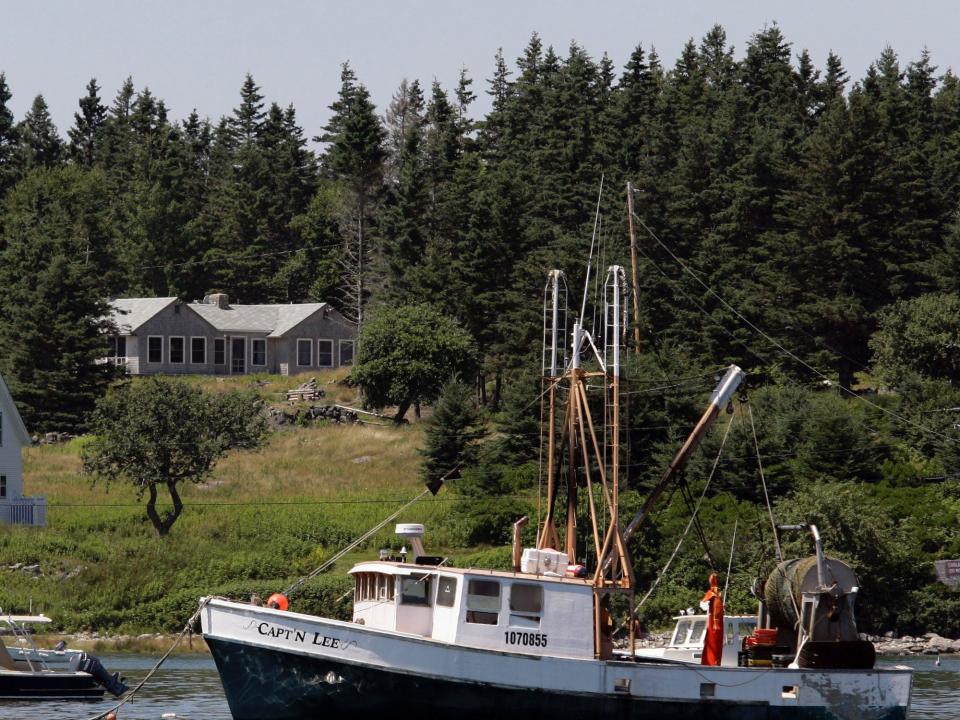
[633, 212, 960, 448]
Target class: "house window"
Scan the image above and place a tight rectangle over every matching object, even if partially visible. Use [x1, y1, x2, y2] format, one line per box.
[0, 476, 6, 498]
[317, 339, 334, 367]
[191, 337, 206, 364]
[169, 337, 185, 364]
[400, 575, 431, 606]
[466, 579, 500, 625]
[340, 340, 355, 366]
[252, 339, 266, 366]
[297, 339, 312, 366]
[214, 338, 226, 365]
[436, 576, 457, 607]
[108, 336, 127, 360]
[148, 336, 163, 364]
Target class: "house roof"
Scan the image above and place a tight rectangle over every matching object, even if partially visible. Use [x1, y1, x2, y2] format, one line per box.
[188, 302, 329, 337]
[0, 371, 32, 445]
[109, 297, 178, 334]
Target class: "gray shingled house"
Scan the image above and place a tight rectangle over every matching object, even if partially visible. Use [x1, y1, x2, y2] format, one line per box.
[105, 294, 355, 376]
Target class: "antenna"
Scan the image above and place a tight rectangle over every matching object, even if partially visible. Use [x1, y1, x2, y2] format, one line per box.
[579, 174, 605, 327]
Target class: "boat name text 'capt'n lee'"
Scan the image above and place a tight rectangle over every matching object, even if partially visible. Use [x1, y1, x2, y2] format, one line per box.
[255, 621, 352, 650]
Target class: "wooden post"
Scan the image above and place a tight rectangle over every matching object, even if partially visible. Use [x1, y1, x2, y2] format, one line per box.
[626, 181, 641, 355]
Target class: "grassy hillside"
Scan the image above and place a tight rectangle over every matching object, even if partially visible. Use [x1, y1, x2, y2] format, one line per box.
[0, 372, 480, 634]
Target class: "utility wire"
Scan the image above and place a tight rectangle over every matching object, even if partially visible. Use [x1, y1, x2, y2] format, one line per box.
[633, 212, 960, 447]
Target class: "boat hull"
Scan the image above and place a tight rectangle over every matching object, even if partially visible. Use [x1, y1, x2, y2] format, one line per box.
[202, 599, 911, 720]
[0, 670, 103, 700]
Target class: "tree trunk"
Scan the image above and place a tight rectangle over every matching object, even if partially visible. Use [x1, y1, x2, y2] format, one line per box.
[492, 371, 503, 411]
[414, 402, 421, 420]
[145, 480, 185, 537]
[394, 398, 411, 424]
[838, 355, 853, 395]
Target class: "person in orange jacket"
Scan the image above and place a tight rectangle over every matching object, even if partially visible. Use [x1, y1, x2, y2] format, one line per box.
[700, 572, 724, 666]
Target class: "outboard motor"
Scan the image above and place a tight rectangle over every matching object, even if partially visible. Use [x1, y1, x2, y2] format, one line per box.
[78, 654, 129, 696]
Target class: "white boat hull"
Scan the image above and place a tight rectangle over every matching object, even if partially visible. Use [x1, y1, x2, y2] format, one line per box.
[201, 598, 912, 720]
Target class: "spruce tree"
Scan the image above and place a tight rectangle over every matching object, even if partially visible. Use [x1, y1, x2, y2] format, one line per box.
[0, 167, 118, 432]
[319, 63, 386, 327]
[16, 94, 63, 172]
[0, 73, 18, 197]
[68, 78, 107, 167]
[420, 377, 486, 489]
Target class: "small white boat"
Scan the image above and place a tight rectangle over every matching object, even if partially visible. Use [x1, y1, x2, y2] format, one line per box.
[1, 614, 85, 670]
[629, 613, 757, 666]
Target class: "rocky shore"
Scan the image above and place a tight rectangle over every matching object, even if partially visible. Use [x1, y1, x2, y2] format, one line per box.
[630, 630, 960, 656]
[865, 632, 960, 656]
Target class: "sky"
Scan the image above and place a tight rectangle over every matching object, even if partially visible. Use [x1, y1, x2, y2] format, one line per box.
[2, 0, 960, 147]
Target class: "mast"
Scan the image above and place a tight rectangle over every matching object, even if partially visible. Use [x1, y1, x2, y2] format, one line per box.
[626, 181, 642, 355]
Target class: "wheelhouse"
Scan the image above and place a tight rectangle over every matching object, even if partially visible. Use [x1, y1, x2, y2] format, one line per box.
[349, 561, 596, 659]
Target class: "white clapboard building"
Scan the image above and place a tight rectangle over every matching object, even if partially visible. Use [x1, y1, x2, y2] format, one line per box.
[0, 372, 46, 526]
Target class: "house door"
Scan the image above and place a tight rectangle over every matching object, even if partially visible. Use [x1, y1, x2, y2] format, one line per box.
[231, 338, 246, 374]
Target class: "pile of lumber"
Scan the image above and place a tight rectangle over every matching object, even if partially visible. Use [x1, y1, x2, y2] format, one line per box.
[286, 377, 325, 402]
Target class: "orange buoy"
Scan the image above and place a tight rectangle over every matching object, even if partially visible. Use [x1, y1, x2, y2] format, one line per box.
[267, 593, 289, 611]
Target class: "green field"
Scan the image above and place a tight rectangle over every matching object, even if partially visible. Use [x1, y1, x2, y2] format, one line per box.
[0, 372, 485, 634]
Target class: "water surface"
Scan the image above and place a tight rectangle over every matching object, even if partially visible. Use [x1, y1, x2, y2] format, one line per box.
[3, 652, 957, 719]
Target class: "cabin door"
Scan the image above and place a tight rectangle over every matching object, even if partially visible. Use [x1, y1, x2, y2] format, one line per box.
[231, 338, 246, 374]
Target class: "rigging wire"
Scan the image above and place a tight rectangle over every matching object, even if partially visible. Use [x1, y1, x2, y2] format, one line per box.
[622, 411, 736, 625]
[747, 402, 782, 564]
[579, 174, 605, 326]
[632, 212, 960, 448]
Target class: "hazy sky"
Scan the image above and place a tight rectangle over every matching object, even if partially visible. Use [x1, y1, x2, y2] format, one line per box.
[3, 1, 959, 146]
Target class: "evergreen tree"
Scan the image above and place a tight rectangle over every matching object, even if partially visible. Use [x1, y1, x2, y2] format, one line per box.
[420, 377, 486, 489]
[0, 167, 118, 431]
[0, 73, 18, 197]
[319, 63, 386, 327]
[68, 78, 107, 167]
[16, 94, 63, 172]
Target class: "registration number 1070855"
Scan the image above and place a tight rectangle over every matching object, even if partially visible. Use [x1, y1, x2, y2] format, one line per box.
[504, 631, 547, 647]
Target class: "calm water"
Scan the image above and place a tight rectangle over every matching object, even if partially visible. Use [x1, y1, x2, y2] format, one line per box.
[2, 653, 957, 719]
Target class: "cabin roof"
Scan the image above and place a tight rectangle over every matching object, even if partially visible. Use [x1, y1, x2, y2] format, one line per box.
[109, 297, 179, 334]
[349, 561, 593, 586]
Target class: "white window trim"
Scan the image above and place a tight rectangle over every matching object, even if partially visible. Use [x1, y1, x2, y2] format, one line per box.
[190, 336, 207, 365]
[251, 338, 267, 367]
[169, 336, 186, 364]
[214, 337, 226, 365]
[297, 338, 312, 367]
[147, 335, 163, 364]
[340, 339, 355, 366]
[317, 339, 334, 368]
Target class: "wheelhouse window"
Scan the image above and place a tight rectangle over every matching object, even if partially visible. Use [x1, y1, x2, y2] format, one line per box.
[169, 336, 185, 364]
[252, 339, 266, 366]
[214, 338, 226, 365]
[317, 339, 334, 368]
[466, 579, 500, 625]
[509, 583, 543, 627]
[297, 339, 312, 366]
[148, 336, 163, 363]
[400, 575, 431, 606]
[340, 340, 355, 366]
[354, 572, 396, 602]
[191, 337, 206, 364]
[436, 576, 457, 607]
[672, 620, 692, 646]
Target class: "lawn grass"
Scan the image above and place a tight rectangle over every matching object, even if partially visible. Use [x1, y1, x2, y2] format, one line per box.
[0, 372, 473, 635]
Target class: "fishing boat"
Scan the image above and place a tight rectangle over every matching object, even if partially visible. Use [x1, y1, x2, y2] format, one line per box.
[0, 615, 127, 700]
[202, 262, 912, 719]
[630, 612, 757, 667]
[1, 613, 85, 670]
